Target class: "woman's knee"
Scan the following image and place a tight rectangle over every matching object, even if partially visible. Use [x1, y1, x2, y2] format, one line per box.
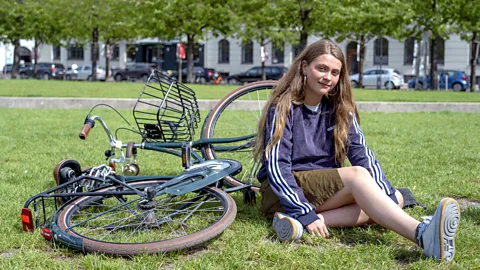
[338, 166, 372, 186]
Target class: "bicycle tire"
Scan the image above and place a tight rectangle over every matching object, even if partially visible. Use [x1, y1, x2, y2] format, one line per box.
[202, 81, 276, 192]
[55, 179, 236, 255]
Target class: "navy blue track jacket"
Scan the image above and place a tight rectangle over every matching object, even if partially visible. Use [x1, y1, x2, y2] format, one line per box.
[257, 102, 396, 227]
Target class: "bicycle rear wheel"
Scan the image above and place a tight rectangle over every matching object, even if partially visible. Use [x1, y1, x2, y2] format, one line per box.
[202, 81, 276, 192]
[55, 179, 236, 255]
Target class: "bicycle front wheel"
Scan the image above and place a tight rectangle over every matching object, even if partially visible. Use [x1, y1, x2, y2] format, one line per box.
[55, 179, 236, 255]
[202, 81, 276, 192]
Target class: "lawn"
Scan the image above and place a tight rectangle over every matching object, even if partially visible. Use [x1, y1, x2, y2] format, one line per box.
[1, 79, 480, 102]
[0, 107, 479, 269]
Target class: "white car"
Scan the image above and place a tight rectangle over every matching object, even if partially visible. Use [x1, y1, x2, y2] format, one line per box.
[65, 65, 106, 81]
[350, 68, 404, 89]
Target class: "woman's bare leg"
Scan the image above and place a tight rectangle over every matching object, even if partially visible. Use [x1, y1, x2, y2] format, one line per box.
[317, 166, 419, 242]
[316, 188, 404, 227]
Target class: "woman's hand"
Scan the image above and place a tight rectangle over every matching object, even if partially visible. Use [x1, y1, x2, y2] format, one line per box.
[306, 216, 329, 238]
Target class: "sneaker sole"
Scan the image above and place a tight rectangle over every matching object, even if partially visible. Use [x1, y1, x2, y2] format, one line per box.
[273, 213, 302, 242]
[438, 198, 461, 261]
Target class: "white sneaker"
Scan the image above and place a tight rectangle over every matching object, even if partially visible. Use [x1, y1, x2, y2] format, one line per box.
[272, 212, 303, 242]
[416, 198, 461, 261]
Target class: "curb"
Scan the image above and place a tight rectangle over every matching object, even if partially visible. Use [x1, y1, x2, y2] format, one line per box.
[1, 97, 480, 113]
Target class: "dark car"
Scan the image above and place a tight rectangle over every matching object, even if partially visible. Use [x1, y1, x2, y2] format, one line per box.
[113, 63, 157, 82]
[171, 67, 216, 83]
[227, 66, 288, 84]
[19, 62, 66, 80]
[408, 70, 469, 91]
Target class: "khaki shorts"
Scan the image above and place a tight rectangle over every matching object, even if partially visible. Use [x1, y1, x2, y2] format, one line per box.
[260, 169, 344, 219]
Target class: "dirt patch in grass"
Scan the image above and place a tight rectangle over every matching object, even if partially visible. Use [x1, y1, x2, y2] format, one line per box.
[454, 197, 480, 210]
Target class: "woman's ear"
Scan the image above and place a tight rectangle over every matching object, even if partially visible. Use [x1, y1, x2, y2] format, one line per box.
[300, 60, 307, 75]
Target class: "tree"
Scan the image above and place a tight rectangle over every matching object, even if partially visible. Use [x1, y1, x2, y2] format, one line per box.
[450, 0, 480, 92]
[275, 0, 334, 56]
[0, 0, 27, 79]
[145, 0, 237, 83]
[233, 0, 285, 80]
[54, 0, 141, 81]
[399, 0, 455, 90]
[20, 0, 70, 78]
[331, 0, 410, 88]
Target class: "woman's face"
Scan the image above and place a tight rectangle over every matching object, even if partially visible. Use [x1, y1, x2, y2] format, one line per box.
[302, 54, 342, 105]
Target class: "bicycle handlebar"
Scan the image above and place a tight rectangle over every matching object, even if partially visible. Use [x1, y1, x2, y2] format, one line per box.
[79, 118, 95, 140]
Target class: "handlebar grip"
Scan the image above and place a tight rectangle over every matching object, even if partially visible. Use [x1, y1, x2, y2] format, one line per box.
[79, 118, 95, 140]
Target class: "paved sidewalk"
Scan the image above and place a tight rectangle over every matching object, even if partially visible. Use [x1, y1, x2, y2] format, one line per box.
[1, 97, 480, 112]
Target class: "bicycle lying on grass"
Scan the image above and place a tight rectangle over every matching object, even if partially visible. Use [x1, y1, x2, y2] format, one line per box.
[21, 71, 275, 256]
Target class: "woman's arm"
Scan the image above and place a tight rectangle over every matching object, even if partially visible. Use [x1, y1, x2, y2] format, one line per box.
[264, 106, 319, 226]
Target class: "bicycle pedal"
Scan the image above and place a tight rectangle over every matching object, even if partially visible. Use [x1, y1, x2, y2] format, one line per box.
[243, 189, 256, 206]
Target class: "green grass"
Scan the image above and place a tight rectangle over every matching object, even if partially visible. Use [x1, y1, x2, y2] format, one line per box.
[1, 79, 480, 102]
[0, 108, 479, 269]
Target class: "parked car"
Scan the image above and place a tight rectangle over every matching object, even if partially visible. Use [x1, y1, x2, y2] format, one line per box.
[2, 64, 13, 75]
[407, 70, 469, 91]
[113, 63, 156, 82]
[19, 62, 66, 80]
[227, 66, 288, 84]
[65, 65, 106, 81]
[171, 67, 216, 84]
[350, 68, 404, 89]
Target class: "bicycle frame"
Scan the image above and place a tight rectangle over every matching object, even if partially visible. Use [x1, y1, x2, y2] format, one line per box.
[83, 114, 256, 179]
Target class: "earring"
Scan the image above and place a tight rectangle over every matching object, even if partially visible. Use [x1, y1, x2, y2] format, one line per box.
[303, 75, 306, 84]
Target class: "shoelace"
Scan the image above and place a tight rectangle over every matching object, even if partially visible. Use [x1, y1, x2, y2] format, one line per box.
[415, 216, 433, 248]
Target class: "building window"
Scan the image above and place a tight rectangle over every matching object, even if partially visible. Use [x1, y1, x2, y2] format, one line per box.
[435, 37, 445, 65]
[112, 44, 120, 61]
[90, 44, 99, 61]
[192, 44, 202, 62]
[67, 44, 84, 60]
[151, 44, 164, 62]
[241, 41, 253, 64]
[272, 42, 284, 64]
[404, 37, 416, 65]
[218, 39, 229, 64]
[126, 44, 137, 62]
[374, 37, 388, 65]
[53, 45, 61, 60]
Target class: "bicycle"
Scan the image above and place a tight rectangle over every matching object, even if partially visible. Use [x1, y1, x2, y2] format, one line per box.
[21, 70, 275, 256]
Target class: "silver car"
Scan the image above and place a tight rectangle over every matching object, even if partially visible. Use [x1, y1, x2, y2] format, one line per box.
[65, 65, 106, 81]
[349, 68, 404, 89]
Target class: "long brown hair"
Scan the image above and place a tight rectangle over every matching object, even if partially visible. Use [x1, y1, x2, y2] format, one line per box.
[253, 39, 359, 165]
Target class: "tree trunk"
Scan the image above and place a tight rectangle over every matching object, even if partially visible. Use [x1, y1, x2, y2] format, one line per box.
[104, 43, 111, 81]
[261, 39, 266, 80]
[296, 7, 311, 56]
[11, 40, 21, 79]
[92, 27, 99, 81]
[33, 39, 40, 79]
[470, 32, 478, 92]
[358, 35, 366, 88]
[187, 34, 195, 83]
[429, 35, 438, 90]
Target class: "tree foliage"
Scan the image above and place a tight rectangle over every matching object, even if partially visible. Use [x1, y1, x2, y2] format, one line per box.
[329, 0, 410, 87]
[450, 0, 480, 91]
[399, 0, 456, 90]
[144, 0, 236, 82]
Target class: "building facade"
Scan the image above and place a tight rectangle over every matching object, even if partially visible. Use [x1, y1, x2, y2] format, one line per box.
[2, 34, 479, 85]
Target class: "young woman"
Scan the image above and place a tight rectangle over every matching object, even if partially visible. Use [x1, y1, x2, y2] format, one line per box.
[254, 39, 460, 261]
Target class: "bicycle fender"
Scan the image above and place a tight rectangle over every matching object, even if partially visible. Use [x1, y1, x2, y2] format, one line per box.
[50, 222, 85, 252]
[164, 166, 240, 195]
